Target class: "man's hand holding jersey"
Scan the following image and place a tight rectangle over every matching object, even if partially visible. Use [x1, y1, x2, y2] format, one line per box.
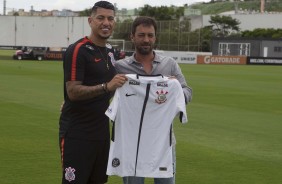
[106, 74, 127, 92]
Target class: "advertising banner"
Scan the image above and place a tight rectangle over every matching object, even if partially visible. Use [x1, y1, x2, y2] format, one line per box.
[155, 51, 199, 64]
[247, 57, 282, 65]
[197, 55, 247, 65]
[44, 51, 65, 60]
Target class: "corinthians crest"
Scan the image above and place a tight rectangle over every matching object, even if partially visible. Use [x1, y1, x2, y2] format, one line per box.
[155, 90, 168, 104]
[65, 167, 76, 182]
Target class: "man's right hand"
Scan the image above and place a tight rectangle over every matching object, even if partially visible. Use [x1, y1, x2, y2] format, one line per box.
[107, 74, 127, 92]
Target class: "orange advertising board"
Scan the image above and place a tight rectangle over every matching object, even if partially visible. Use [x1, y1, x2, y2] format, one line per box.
[197, 55, 247, 65]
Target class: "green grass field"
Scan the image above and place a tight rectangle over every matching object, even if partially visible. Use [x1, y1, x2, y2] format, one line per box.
[0, 49, 282, 184]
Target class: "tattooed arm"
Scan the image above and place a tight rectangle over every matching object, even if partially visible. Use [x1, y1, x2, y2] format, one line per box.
[66, 74, 127, 101]
[66, 81, 105, 101]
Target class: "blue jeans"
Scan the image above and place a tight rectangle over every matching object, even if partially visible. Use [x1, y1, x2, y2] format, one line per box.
[122, 145, 176, 184]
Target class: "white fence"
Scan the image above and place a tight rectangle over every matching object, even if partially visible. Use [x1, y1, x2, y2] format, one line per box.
[0, 16, 90, 47]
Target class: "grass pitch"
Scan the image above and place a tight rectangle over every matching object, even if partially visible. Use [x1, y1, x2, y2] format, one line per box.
[0, 49, 282, 184]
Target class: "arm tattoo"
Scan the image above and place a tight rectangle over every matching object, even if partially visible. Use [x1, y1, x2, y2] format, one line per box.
[66, 81, 106, 101]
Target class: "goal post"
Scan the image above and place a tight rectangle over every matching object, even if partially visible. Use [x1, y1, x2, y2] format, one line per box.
[108, 39, 125, 51]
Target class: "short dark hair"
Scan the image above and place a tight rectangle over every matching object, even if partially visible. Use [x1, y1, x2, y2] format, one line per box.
[91, 1, 115, 15]
[131, 16, 157, 35]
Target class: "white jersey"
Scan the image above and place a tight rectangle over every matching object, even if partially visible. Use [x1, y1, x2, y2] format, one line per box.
[105, 74, 188, 178]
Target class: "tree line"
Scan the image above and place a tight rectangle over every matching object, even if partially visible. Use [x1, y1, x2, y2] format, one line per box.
[81, 5, 282, 52]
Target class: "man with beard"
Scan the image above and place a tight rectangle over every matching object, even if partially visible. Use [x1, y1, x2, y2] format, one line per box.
[59, 1, 127, 184]
[114, 16, 192, 184]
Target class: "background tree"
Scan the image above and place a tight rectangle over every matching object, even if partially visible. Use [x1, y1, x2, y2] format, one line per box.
[242, 28, 282, 38]
[79, 8, 91, 16]
[112, 19, 133, 41]
[139, 5, 184, 20]
[199, 26, 213, 52]
[209, 15, 240, 37]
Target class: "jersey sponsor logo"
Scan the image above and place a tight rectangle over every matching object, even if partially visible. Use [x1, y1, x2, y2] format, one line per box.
[159, 167, 167, 171]
[125, 93, 136, 97]
[85, 45, 95, 50]
[65, 167, 76, 182]
[129, 80, 140, 85]
[155, 90, 168, 104]
[94, 58, 102, 62]
[157, 82, 168, 87]
[112, 158, 120, 167]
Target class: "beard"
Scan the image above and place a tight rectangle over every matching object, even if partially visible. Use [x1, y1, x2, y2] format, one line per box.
[136, 44, 153, 55]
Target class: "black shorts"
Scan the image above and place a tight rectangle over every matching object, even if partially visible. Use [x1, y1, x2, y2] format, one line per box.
[60, 137, 110, 184]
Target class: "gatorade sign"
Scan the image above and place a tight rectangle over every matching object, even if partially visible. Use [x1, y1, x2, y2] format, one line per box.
[197, 55, 247, 65]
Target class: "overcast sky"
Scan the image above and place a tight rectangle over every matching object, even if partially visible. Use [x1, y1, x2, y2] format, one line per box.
[1, 0, 209, 14]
